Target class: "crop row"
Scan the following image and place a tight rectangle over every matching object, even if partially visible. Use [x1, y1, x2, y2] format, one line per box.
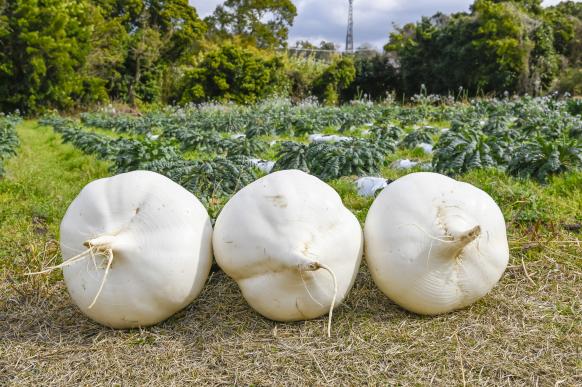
[79, 98, 463, 136]
[80, 97, 581, 138]
[0, 114, 20, 176]
[41, 117, 393, 200]
[42, 96, 581, 205]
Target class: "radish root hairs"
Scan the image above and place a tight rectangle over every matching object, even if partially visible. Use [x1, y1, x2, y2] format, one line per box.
[27, 237, 116, 309]
[88, 248, 114, 309]
[300, 261, 338, 338]
[56, 170, 214, 328]
[26, 247, 95, 275]
[398, 223, 456, 244]
[299, 269, 324, 307]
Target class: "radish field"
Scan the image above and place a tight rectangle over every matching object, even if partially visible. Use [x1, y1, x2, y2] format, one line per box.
[0, 97, 581, 385]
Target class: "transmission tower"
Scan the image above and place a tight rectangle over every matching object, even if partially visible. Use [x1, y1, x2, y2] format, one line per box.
[345, 0, 354, 53]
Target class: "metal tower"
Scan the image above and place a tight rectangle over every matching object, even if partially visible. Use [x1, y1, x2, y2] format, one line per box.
[345, 0, 354, 53]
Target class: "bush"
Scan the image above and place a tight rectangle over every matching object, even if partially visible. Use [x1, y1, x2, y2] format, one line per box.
[312, 57, 356, 105]
[343, 53, 399, 101]
[285, 55, 328, 101]
[179, 44, 288, 104]
[554, 68, 582, 95]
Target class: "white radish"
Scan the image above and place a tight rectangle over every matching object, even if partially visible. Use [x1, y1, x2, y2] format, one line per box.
[56, 170, 213, 328]
[213, 170, 363, 336]
[364, 172, 509, 315]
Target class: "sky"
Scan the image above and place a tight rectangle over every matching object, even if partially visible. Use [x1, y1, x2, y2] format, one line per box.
[190, 0, 567, 50]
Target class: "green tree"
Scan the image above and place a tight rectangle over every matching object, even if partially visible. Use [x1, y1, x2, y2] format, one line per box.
[529, 23, 559, 93]
[94, 0, 205, 104]
[343, 52, 398, 101]
[92, 0, 205, 60]
[295, 40, 317, 50]
[544, 4, 577, 57]
[320, 41, 337, 51]
[472, 0, 532, 92]
[544, 1, 582, 65]
[385, 13, 483, 95]
[206, 0, 297, 48]
[290, 40, 337, 61]
[126, 26, 164, 104]
[178, 44, 287, 104]
[146, 0, 206, 61]
[0, 0, 93, 113]
[0, 1, 12, 80]
[83, 3, 129, 103]
[285, 54, 328, 101]
[484, 0, 543, 14]
[383, 0, 566, 96]
[91, 0, 144, 26]
[312, 57, 356, 105]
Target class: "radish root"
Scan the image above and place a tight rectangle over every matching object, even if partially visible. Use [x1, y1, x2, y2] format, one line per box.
[299, 261, 339, 338]
[88, 248, 113, 309]
[26, 247, 94, 275]
[27, 236, 116, 309]
[399, 223, 455, 243]
[317, 262, 338, 338]
[299, 269, 324, 307]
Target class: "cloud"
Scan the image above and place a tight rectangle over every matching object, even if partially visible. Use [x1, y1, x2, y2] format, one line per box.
[191, 0, 221, 17]
[190, 0, 567, 50]
[288, 0, 477, 49]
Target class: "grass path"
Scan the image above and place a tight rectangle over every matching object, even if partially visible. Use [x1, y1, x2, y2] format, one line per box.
[0, 121, 108, 269]
[0, 120, 580, 385]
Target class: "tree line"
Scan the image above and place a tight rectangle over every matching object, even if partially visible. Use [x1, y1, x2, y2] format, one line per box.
[0, 0, 580, 114]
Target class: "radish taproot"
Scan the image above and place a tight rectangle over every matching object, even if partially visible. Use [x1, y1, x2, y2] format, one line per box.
[213, 170, 363, 336]
[364, 172, 509, 315]
[46, 171, 213, 328]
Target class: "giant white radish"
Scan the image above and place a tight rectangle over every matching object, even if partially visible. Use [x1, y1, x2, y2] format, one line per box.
[33, 171, 213, 328]
[213, 170, 363, 336]
[364, 172, 509, 315]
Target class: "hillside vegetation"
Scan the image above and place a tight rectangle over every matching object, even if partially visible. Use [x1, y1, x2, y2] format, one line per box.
[0, 0, 581, 114]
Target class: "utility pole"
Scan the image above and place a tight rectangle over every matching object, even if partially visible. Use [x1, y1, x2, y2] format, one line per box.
[345, 0, 354, 53]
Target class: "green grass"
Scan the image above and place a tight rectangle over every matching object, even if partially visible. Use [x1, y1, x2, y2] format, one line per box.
[0, 120, 580, 385]
[0, 121, 109, 274]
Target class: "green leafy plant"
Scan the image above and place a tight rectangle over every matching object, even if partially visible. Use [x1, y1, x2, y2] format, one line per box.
[169, 127, 223, 152]
[275, 139, 390, 181]
[311, 57, 356, 105]
[508, 136, 582, 183]
[63, 129, 117, 159]
[273, 141, 309, 172]
[223, 136, 268, 157]
[566, 99, 582, 117]
[113, 139, 180, 173]
[144, 156, 257, 199]
[433, 127, 511, 174]
[306, 140, 383, 180]
[0, 115, 20, 176]
[399, 126, 438, 149]
[370, 124, 402, 149]
[179, 44, 287, 104]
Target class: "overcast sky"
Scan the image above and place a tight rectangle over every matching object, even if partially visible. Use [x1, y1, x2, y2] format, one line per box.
[190, 0, 567, 50]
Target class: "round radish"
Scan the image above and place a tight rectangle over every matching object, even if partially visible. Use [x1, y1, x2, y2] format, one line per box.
[213, 170, 363, 335]
[364, 172, 509, 315]
[58, 171, 213, 328]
